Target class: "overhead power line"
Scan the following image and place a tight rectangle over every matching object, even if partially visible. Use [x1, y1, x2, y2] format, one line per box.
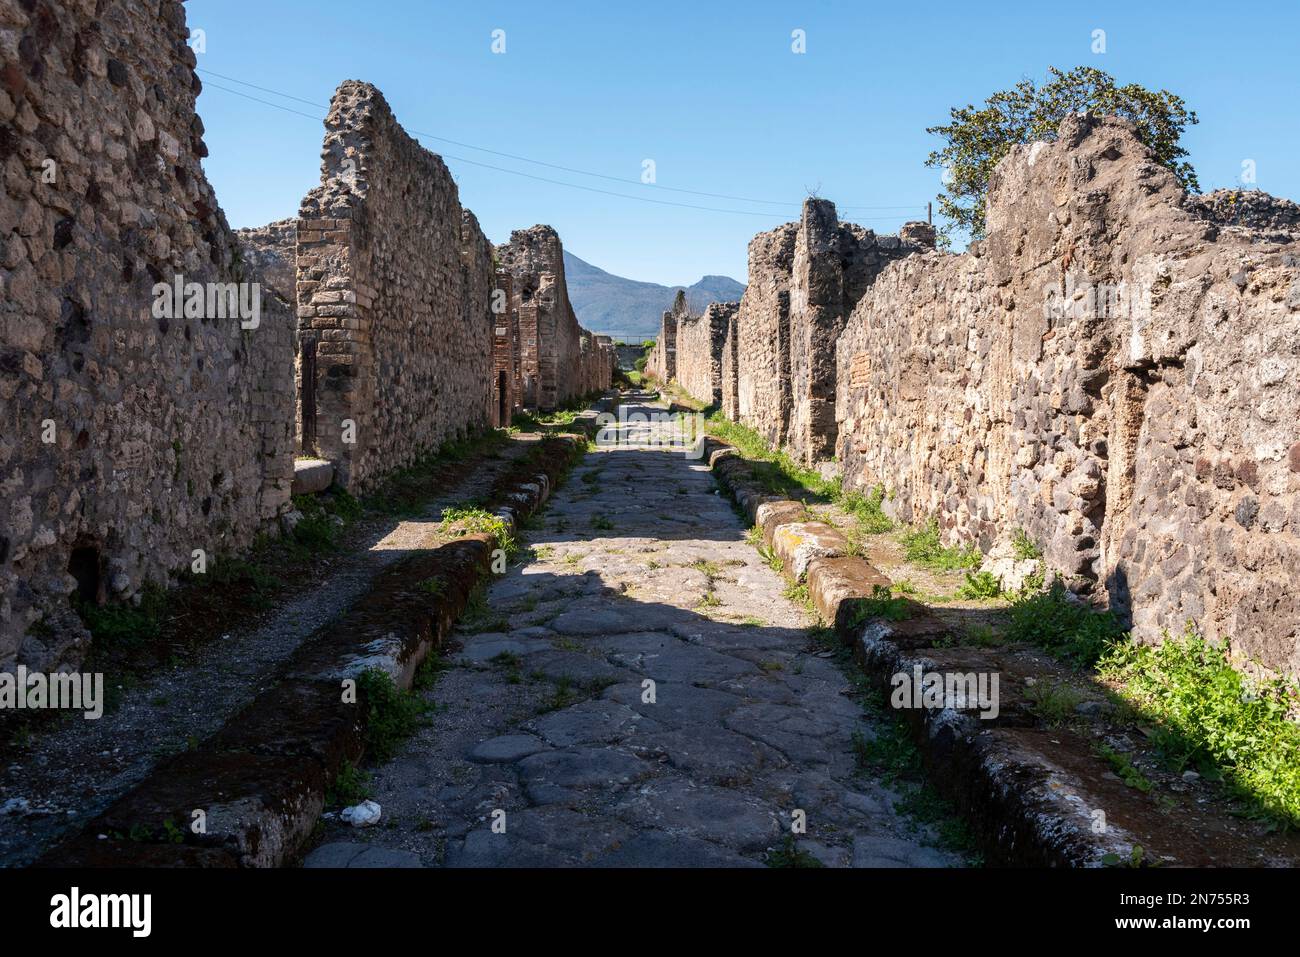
[197, 68, 928, 222]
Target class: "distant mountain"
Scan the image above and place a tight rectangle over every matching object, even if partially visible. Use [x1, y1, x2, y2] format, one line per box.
[563, 251, 745, 340]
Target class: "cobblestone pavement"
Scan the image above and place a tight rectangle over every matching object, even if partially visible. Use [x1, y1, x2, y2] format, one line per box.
[307, 401, 964, 868]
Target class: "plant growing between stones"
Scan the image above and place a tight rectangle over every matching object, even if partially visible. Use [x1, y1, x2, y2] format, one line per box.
[1024, 679, 1085, 726]
[1102, 845, 1149, 869]
[1095, 742, 1154, 793]
[848, 585, 913, 626]
[73, 583, 168, 651]
[1011, 528, 1042, 560]
[413, 650, 449, 691]
[900, 520, 981, 571]
[1097, 626, 1300, 829]
[764, 835, 824, 868]
[490, 650, 524, 684]
[357, 668, 432, 763]
[956, 570, 1002, 600]
[1004, 581, 1126, 667]
[327, 760, 373, 806]
[440, 506, 517, 557]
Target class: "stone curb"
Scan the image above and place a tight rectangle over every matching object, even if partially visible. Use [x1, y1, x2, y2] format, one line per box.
[37, 402, 610, 868]
[702, 437, 1160, 868]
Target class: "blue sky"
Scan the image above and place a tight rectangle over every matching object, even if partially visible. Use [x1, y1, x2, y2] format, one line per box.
[189, 0, 1300, 286]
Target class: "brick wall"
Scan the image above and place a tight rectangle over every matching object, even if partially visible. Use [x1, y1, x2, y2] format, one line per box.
[720, 307, 740, 419]
[296, 81, 494, 492]
[645, 290, 687, 384]
[490, 269, 521, 427]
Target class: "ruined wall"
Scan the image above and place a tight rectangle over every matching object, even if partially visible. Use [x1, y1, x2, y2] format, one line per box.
[590, 333, 615, 392]
[497, 225, 607, 410]
[490, 268, 521, 427]
[675, 300, 736, 407]
[235, 219, 296, 303]
[735, 204, 930, 461]
[0, 0, 294, 671]
[237, 219, 302, 450]
[720, 305, 740, 419]
[459, 208, 496, 428]
[645, 290, 686, 384]
[734, 224, 794, 448]
[296, 81, 494, 492]
[836, 114, 1300, 677]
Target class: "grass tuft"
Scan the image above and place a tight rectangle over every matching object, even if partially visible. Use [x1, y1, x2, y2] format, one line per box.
[1004, 581, 1125, 667]
[900, 520, 981, 571]
[357, 668, 431, 763]
[1098, 626, 1300, 828]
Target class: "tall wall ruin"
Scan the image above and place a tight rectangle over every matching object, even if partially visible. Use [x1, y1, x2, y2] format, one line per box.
[295, 81, 496, 492]
[720, 305, 740, 420]
[733, 201, 933, 464]
[490, 268, 522, 427]
[497, 225, 612, 410]
[0, 0, 295, 671]
[645, 290, 687, 384]
[676, 300, 736, 407]
[835, 115, 1300, 676]
[0, 3, 615, 673]
[235, 219, 296, 303]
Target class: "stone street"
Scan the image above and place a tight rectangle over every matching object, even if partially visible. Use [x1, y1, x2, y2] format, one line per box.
[306, 400, 962, 868]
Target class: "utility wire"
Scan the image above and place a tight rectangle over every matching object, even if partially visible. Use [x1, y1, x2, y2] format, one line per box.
[198, 67, 923, 213]
[198, 70, 926, 222]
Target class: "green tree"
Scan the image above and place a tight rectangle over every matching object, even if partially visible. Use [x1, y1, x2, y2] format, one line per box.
[926, 66, 1199, 240]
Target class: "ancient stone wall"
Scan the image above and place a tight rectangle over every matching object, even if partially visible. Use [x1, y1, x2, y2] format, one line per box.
[720, 306, 740, 420]
[614, 342, 644, 372]
[0, 0, 295, 671]
[735, 204, 930, 462]
[490, 269, 521, 427]
[589, 334, 615, 392]
[836, 115, 1300, 677]
[735, 224, 795, 448]
[645, 290, 686, 384]
[675, 300, 736, 406]
[497, 225, 609, 409]
[235, 219, 296, 303]
[296, 81, 494, 492]
[237, 218, 302, 449]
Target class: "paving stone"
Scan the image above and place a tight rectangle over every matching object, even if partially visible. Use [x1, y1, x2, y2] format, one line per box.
[532, 699, 663, 747]
[632, 725, 787, 784]
[613, 779, 782, 852]
[457, 635, 553, 665]
[469, 734, 550, 763]
[517, 747, 659, 806]
[852, 833, 957, 869]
